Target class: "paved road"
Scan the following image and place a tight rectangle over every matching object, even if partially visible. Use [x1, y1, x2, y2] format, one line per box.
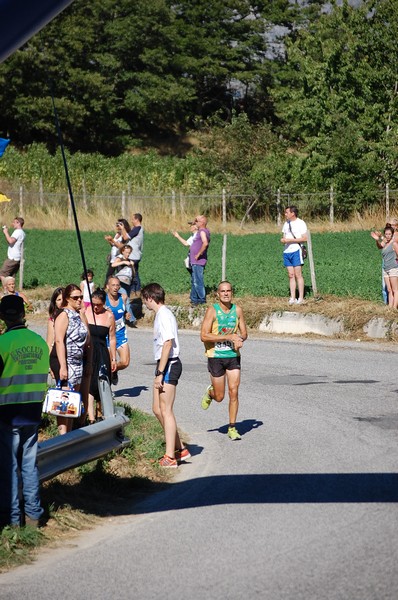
[1, 327, 398, 599]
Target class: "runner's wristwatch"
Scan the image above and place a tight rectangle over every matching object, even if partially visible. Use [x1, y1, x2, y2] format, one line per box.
[155, 369, 164, 377]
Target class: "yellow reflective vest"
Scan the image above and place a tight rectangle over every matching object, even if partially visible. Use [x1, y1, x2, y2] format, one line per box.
[0, 327, 49, 406]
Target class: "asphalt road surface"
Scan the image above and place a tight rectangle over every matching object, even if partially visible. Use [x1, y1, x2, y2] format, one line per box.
[1, 326, 398, 600]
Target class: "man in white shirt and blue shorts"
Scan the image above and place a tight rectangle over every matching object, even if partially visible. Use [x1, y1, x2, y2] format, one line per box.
[280, 206, 307, 305]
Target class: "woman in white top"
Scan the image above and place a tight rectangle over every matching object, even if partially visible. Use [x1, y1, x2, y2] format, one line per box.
[104, 218, 131, 284]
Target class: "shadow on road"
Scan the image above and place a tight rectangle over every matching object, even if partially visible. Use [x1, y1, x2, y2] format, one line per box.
[114, 385, 149, 398]
[207, 419, 263, 436]
[42, 470, 398, 521]
[132, 472, 398, 514]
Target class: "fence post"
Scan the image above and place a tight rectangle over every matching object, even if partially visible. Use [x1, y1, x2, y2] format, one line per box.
[19, 242, 24, 290]
[222, 188, 227, 279]
[329, 185, 334, 224]
[19, 185, 23, 215]
[127, 182, 131, 216]
[277, 188, 281, 226]
[121, 190, 126, 218]
[386, 182, 390, 222]
[39, 177, 44, 207]
[82, 178, 88, 211]
[307, 230, 317, 296]
[67, 192, 72, 229]
[222, 234, 227, 281]
[222, 188, 227, 224]
[171, 190, 176, 217]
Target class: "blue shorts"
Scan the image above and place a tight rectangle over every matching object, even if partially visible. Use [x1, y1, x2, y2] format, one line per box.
[283, 250, 303, 268]
[115, 329, 128, 349]
[156, 358, 182, 386]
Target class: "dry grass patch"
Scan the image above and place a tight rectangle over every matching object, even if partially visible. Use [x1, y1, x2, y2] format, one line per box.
[27, 288, 396, 342]
[163, 292, 396, 341]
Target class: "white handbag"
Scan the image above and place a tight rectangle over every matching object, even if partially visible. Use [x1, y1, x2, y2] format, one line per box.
[43, 381, 83, 418]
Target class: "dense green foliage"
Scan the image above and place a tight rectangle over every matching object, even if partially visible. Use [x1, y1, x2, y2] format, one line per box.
[0, 1, 397, 216]
[23, 230, 382, 301]
[0, 0, 276, 153]
[0, 143, 215, 194]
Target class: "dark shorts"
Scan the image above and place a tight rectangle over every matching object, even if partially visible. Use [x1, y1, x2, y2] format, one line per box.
[156, 357, 182, 386]
[207, 356, 241, 378]
[0, 258, 20, 278]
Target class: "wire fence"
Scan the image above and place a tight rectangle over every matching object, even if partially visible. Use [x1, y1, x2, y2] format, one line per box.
[1, 180, 397, 227]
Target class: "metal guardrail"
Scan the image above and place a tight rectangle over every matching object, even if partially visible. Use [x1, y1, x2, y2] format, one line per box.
[38, 406, 130, 483]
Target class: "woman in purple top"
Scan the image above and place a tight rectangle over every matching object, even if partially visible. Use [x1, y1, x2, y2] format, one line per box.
[188, 215, 210, 305]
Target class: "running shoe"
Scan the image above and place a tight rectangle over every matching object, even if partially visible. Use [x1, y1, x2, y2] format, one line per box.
[111, 371, 119, 386]
[175, 447, 191, 462]
[159, 454, 178, 468]
[228, 426, 241, 441]
[201, 384, 213, 410]
[288, 298, 297, 305]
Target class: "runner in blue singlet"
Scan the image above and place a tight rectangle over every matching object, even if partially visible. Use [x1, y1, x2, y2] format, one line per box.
[105, 277, 130, 384]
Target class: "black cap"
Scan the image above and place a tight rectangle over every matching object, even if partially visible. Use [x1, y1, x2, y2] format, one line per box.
[0, 294, 25, 317]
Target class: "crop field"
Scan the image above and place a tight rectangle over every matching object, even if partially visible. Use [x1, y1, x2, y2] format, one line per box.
[20, 230, 381, 302]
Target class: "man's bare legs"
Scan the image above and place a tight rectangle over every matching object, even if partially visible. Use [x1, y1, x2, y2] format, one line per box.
[115, 343, 130, 371]
[287, 265, 304, 302]
[209, 368, 241, 427]
[152, 383, 182, 458]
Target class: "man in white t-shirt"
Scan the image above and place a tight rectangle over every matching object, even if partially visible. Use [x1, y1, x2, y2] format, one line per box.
[0, 217, 25, 288]
[280, 206, 307, 305]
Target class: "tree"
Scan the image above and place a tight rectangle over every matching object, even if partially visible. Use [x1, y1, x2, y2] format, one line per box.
[271, 0, 398, 211]
[0, 2, 123, 153]
[0, 0, 279, 152]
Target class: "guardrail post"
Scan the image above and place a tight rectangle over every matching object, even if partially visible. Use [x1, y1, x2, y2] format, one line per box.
[99, 376, 116, 419]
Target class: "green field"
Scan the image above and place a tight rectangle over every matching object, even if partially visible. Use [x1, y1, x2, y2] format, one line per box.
[21, 230, 382, 302]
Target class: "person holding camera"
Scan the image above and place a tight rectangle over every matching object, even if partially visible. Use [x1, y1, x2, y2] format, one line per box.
[189, 214, 210, 306]
[0, 217, 25, 290]
[104, 219, 131, 284]
[106, 214, 144, 294]
[111, 244, 137, 326]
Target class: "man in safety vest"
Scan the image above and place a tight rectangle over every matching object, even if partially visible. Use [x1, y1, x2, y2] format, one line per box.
[0, 295, 49, 528]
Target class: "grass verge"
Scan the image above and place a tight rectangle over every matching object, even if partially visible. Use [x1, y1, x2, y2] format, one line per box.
[0, 404, 175, 573]
[28, 288, 397, 342]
